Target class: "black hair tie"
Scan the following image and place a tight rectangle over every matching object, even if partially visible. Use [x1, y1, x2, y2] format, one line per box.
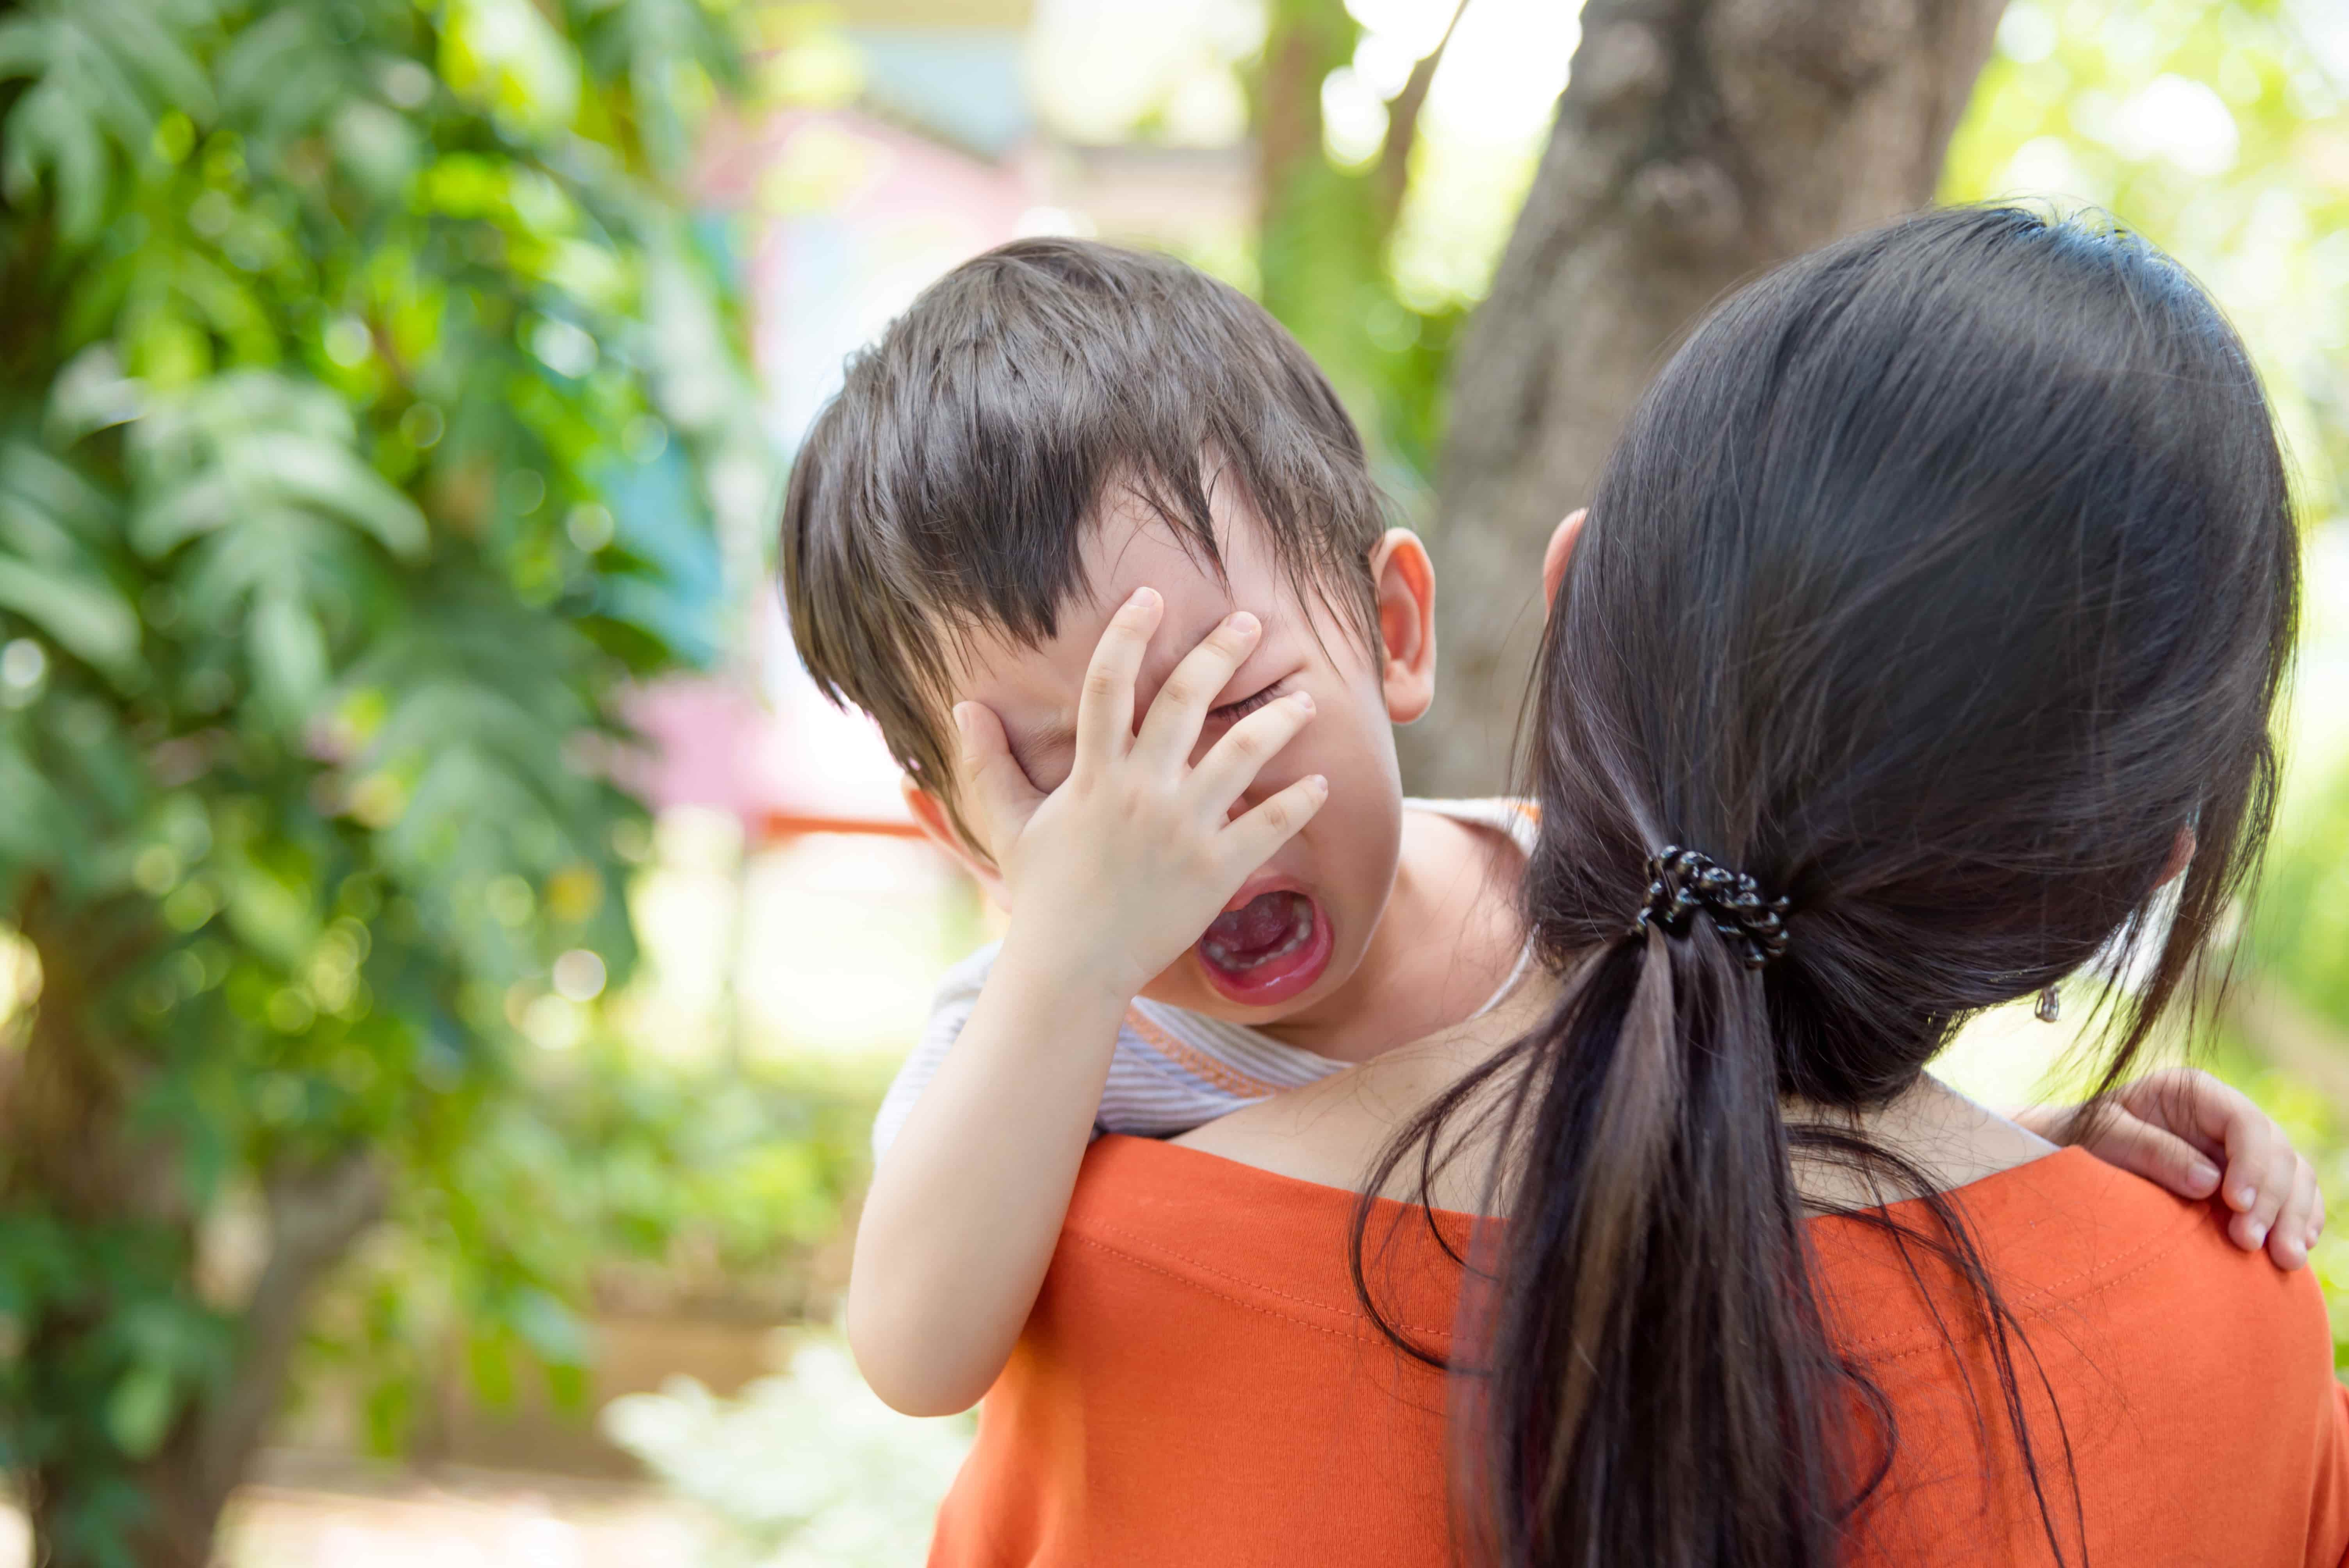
[1631, 846, 1792, 970]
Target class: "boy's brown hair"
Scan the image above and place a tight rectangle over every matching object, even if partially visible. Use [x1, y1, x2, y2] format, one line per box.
[778, 239, 1386, 841]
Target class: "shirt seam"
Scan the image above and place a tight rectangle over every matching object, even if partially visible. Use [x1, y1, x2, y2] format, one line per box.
[1074, 1217, 1461, 1338]
[1833, 1199, 2205, 1361]
[1120, 1009, 1281, 1099]
[1064, 1230, 1458, 1346]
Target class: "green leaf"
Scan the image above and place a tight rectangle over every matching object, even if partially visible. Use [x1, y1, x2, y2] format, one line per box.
[82, 0, 215, 123]
[0, 440, 118, 544]
[220, 853, 319, 969]
[7, 78, 110, 243]
[0, 734, 69, 871]
[248, 590, 327, 723]
[0, 18, 59, 81]
[130, 383, 428, 564]
[329, 101, 421, 200]
[0, 558, 138, 676]
[242, 432, 428, 562]
[212, 5, 312, 129]
[103, 1361, 175, 1460]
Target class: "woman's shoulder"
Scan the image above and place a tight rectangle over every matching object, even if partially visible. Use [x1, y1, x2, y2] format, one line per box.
[1172, 976, 1556, 1209]
[1166, 1042, 1461, 1196]
[1831, 1149, 2320, 1319]
[1834, 1150, 2349, 1563]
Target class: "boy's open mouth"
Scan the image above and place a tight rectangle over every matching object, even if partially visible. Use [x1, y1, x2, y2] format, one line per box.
[1194, 888, 1333, 1008]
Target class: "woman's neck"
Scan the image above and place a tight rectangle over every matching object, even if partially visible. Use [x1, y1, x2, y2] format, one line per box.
[1178, 973, 2063, 1217]
[1785, 1074, 2061, 1213]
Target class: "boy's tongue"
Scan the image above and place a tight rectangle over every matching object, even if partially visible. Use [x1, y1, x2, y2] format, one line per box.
[1202, 892, 1302, 962]
[1195, 889, 1331, 1006]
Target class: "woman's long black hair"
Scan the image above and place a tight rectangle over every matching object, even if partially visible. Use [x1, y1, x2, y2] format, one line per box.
[1355, 208, 2299, 1566]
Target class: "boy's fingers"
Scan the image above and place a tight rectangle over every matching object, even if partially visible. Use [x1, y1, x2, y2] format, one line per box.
[1135, 611, 1262, 769]
[1075, 588, 1162, 772]
[2084, 1110, 2221, 1200]
[1219, 773, 1329, 872]
[2115, 1066, 2239, 1165]
[2266, 1156, 2319, 1269]
[2208, 1087, 2288, 1215]
[953, 702, 1042, 839]
[2226, 1143, 2299, 1254]
[1187, 691, 1314, 814]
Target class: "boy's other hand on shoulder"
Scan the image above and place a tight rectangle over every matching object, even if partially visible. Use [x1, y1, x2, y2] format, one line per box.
[2021, 1066, 2326, 1269]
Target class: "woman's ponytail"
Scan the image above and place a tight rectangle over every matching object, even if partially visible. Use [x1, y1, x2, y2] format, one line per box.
[1480, 915, 1843, 1567]
[1357, 848, 2090, 1568]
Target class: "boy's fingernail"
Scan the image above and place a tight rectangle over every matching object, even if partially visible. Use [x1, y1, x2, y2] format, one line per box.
[1308, 774, 1329, 795]
[2233, 1183, 2258, 1210]
[950, 702, 973, 737]
[1290, 691, 1314, 714]
[2248, 1223, 2269, 1249]
[1226, 610, 1259, 637]
[1129, 587, 1160, 611]
[2187, 1160, 2220, 1194]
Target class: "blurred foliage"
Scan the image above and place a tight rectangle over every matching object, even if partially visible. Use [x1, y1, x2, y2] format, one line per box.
[307, 1048, 881, 1457]
[2254, 766, 2349, 1033]
[1942, 0, 2349, 520]
[603, 1331, 973, 1568]
[1250, 0, 1467, 502]
[0, 0, 792, 1560]
[2194, 1032, 2349, 1361]
[1253, 0, 2349, 522]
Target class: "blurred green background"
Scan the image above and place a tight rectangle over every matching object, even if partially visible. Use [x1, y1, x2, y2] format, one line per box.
[0, 0, 2344, 1564]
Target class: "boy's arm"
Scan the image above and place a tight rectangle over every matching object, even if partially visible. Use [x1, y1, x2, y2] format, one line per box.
[870, 958, 988, 1164]
[2019, 1066, 2326, 1268]
[847, 591, 1326, 1417]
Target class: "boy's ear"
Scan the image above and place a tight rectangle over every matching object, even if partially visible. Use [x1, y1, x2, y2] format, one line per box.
[1369, 528, 1437, 725]
[1542, 509, 1588, 611]
[902, 777, 1008, 905]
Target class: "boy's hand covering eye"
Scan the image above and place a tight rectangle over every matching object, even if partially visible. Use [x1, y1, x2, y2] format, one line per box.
[2044, 1067, 2325, 1269]
[954, 587, 1327, 1006]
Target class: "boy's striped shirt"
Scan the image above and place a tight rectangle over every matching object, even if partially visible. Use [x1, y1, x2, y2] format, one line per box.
[872, 798, 1537, 1159]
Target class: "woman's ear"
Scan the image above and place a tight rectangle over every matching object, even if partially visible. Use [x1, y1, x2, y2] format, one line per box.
[1542, 509, 1588, 611]
[2159, 824, 2196, 887]
[1369, 529, 1437, 724]
[903, 777, 1008, 906]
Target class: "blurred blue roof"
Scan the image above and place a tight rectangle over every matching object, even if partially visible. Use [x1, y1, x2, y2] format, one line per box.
[848, 28, 1031, 159]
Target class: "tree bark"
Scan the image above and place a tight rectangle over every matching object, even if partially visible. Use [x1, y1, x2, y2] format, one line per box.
[1401, 0, 2009, 794]
[108, 1154, 386, 1568]
[7, 896, 384, 1568]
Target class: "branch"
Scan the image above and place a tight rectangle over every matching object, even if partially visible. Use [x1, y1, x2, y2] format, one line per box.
[193, 1151, 386, 1509]
[1373, 0, 1473, 240]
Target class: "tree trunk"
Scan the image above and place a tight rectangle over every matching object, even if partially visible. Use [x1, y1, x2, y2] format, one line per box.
[7, 894, 384, 1568]
[20, 1149, 384, 1568]
[1401, 0, 2009, 794]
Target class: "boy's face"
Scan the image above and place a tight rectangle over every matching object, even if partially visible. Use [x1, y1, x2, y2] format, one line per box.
[905, 478, 1436, 1026]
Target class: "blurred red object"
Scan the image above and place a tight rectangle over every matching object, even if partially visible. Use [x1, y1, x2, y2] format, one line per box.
[624, 609, 924, 845]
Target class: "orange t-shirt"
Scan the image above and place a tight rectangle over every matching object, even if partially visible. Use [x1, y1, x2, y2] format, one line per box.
[931, 1137, 2349, 1567]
